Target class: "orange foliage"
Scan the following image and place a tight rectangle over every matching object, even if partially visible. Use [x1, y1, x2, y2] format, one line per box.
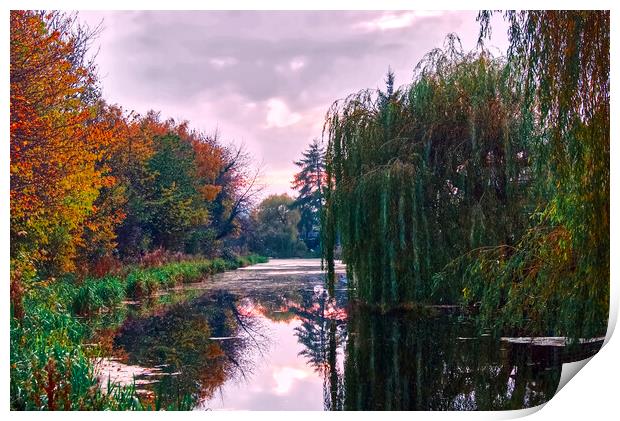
[10, 11, 249, 279]
[10, 11, 121, 275]
[192, 139, 224, 201]
[135, 112, 228, 203]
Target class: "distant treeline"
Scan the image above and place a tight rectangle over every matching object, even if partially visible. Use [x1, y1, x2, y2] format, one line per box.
[322, 11, 609, 338]
[249, 139, 326, 258]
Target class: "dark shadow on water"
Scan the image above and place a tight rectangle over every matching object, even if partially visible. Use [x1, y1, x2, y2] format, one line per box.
[341, 307, 561, 410]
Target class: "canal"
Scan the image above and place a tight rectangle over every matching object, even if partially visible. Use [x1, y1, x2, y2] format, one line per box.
[94, 259, 599, 410]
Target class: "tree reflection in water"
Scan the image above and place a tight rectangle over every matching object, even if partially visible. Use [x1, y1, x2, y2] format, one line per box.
[108, 264, 573, 411]
[289, 286, 347, 410]
[112, 290, 270, 408]
[275, 282, 563, 411]
[341, 306, 562, 410]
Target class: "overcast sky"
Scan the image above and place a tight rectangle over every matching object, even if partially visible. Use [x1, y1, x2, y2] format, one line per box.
[79, 10, 509, 197]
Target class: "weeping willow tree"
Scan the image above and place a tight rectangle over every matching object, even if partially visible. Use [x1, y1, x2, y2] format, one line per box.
[323, 35, 531, 306]
[454, 11, 610, 338]
[323, 12, 609, 338]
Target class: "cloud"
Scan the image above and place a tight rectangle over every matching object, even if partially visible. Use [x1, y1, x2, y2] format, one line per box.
[355, 10, 445, 32]
[78, 10, 508, 198]
[209, 56, 238, 68]
[289, 57, 305, 71]
[264, 98, 302, 128]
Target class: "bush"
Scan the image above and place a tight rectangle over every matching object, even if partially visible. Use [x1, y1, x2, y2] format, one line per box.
[210, 258, 227, 273]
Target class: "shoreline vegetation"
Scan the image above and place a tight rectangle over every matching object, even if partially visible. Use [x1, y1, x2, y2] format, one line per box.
[10, 9, 609, 411]
[10, 10, 282, 410]
[10, 254, 267, 410]
[10, 10, 326, 411]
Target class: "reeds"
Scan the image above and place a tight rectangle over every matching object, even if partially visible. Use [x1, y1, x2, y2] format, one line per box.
[11, 254, 267, 410]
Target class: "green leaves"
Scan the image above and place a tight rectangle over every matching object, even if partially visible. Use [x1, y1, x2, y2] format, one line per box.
[322, 12, 608, 338]
[252, 194, 308, 258]
[323, 42, 527, 307]
[463, 11, 610, 338]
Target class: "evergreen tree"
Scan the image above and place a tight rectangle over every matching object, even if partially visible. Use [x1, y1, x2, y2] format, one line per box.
[291, 139, 326, 252]
[377, 67, 395, 108]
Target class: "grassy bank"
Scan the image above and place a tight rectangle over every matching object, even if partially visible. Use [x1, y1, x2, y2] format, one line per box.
[10, 254, 267, 410]
[75, 254, 268, 314]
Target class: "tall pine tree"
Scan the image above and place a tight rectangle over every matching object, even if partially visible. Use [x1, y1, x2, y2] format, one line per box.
[292, 139, 326, 252]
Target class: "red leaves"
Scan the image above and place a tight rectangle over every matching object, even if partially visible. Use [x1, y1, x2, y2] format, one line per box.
[10, 11, 122, 273]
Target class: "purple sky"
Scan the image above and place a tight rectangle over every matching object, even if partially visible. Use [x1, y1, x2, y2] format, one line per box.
[79, 10, 508, 197]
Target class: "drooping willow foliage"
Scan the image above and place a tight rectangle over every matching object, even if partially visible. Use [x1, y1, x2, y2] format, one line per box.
[323, 35, 532, 306]
[322, 12, 609, 338]
[456, 11, 609, 337]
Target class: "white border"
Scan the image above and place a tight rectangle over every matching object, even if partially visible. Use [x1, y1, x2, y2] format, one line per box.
[2, 1, 617, 420]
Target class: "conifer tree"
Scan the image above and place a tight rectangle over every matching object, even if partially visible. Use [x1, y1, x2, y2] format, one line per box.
[292, 139, 326, 251]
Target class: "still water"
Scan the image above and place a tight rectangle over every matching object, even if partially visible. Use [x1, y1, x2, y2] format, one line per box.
[98, 259, 599, 411]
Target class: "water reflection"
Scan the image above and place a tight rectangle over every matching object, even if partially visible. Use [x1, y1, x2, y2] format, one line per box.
[342, 307, 562, 410]
[102, 259, 600, 411]
[277, 286, 348, 411]
[112, 291, 268, 407]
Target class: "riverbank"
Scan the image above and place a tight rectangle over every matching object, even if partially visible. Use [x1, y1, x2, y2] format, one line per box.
[9, 254, 267, 410]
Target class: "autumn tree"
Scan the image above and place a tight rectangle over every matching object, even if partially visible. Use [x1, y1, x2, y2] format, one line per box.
[76, 102, 131, 268]
[146, 133, 209, 251]
[208, 142, 263, 243]
[11, 10, 268, 284]
[10, 11, 120, 279]
[104, 112, 258, 259]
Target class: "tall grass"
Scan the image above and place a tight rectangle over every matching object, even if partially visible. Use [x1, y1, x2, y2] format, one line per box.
[73, 276, 126, 315]
[11, 254, 267, 410]
[124, 254, 267, 299]
[72, 254, 269, 309]
[10, 283, 137, 410]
